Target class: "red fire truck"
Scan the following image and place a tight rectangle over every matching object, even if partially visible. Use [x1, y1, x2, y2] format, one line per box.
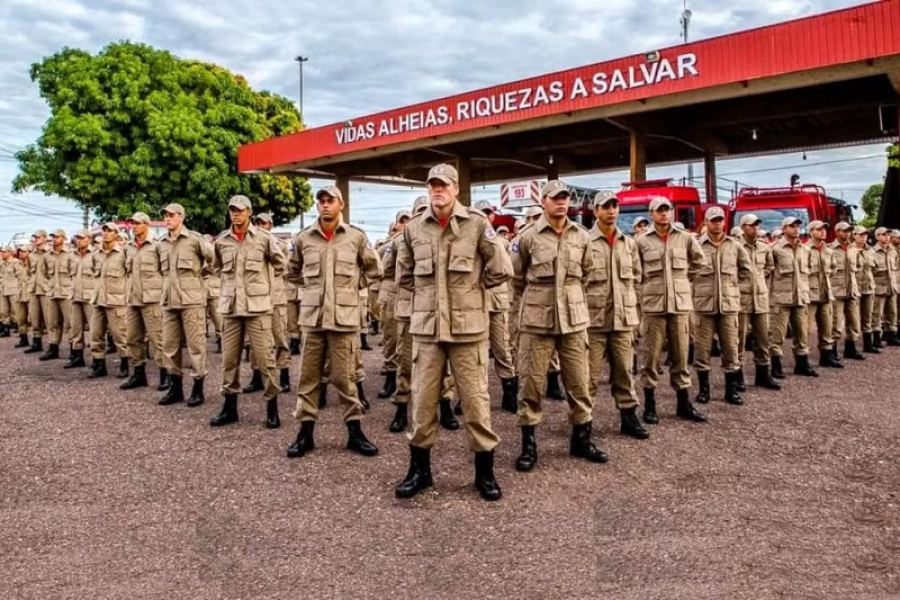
[615, 178, 727, 233]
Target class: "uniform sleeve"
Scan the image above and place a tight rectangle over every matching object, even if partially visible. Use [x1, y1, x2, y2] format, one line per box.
[510, 234, 529, 296]
[212, 240, 223, 277]
[630, 238, 642, 282]
[736, 243, 753, 281]
[396, 230, 415, 290]
[358, 233, 384, 282]
[687, 236, 705, 281]
[580, 235, 593, 287]
[286, 234, 304, 285]
[268, 235, 287, 277]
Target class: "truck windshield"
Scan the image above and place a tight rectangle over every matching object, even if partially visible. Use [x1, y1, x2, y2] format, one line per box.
[734, 208, 810, 235]
[618, 205, 652, 234]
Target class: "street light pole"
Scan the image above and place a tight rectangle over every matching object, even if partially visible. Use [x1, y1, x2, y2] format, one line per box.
[294, 55, 309, 229]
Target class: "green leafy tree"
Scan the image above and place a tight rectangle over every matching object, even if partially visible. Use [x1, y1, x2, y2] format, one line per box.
[859, 183, 884, 228]
[12, 42, 311, 234]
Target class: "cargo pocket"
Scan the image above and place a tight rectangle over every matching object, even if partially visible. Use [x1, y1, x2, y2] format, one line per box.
[410, 288, 436, 335]
[566, 285, 588, 327]
[450, 289, 486, 335]
[521, 287, 555, 330]
[299, 287, 323, 327]
[413, 243, 434, 277]
[530, 248, 556, 279]
[334, 290, 360, 327]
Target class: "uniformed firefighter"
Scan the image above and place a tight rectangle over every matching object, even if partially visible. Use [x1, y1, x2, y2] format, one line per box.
[768, 216, 818, 378]
[156, 203, 214, 407]
[473, 199, 518, 412]
[871, 227, 900, 346]
[0, 246, 23, 338]
[39, 229, 74, 362]
[585, 191, 648, 440]
[888, 230, 900, 340]
[285, 185, 383, 460]
[376, 210, 410, 402]
[691, 206, 753, 405]
[23, 229, 49, 355]
[66, 231, 94, 368]
[88, 223, 129, 378]
[636, 197, 707, 424]
[208, 196, 287, 429]
[806, 220, 843, 369]
[854, 226, 881, 353]
[829, 222, 865, 361]
[202, 234, 223, 354]
[736, 214, 781, 390]
[394, 164, 509, 501]
[512, 179, 609, 472]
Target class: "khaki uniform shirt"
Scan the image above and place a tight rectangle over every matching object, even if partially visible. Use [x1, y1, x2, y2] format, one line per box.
[44, 248, 75, 300]
[28, 245, 49, 295]
[635, 226, 705, 315]
[512, 214, 593, 335]
[856, 244, 876, 295]
[1, 258, 23, 298]
[283, 237, 300, 303]
[827, 241, 860, 299]
[397, 202, 511, 343]
[693, 234, 752, 315]
[125, 236, 163, 306]
[17, 258, 30, 302]
[267, 238, 289, 307]
[214, 225, 287, 317]
[287, 219, 382, 333]
[585, 226, 640, 332]
[486, 236, 511, 314]
[390, 235, 414, 323]
[872, 243, 899, 296]
[379, 233, 401, 306]
[71, 250, 96, 303]
[156, 228, 213, 309]
[891, 245, 900, 292]
[807, 242, 834, 304]
[91, 244, 128, 307]
[769, 238, 811, 307]
[739, 235, 773, 314]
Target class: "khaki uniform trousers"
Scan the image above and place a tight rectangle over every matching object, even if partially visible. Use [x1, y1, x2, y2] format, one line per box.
[368, 291, 380, 324]
[831, 298, 860, 344]
[0, 295, 13, 324]
[295, 331, 363, 423]
[206, 296, 222, 335]
[380, 301, 398, 373]
[517, 331, 593, 427]
[808, 301, 834, 351]
[874, 295, 897, 333]
[286, 300, 301, 342]
[126, 305, 163, 367]
[46, 298, 71, 345]
[161, 307, 207, 379]
[488, 310, 515, 380]
[249, 305, 290, 370]
[223, 314, 280, 397]
[393, 319, 412, 405]
[69, 301, 92, 350]
[16, 299, 29, 331]
[587, 329, 638, 410]
[694, 313, 740, 373]
[639, 314, 692, 391]
[29, 295, 48, 337]
[769, 306, 810, 357]
[739, 312, 771, 366]
[860, 294, 875, 334]
[90, 305, 127, 359]
[409, 339, 499, 451]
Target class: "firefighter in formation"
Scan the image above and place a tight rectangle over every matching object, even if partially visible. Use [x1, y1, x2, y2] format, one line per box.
[2, 171, 897, 502]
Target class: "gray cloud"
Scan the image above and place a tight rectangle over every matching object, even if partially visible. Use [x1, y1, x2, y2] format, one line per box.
[0, 0, 889, 241]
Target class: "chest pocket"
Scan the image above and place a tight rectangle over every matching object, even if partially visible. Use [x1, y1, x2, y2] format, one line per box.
[643, 249, 663, 275]
[530, 248, 557, 279]
[589, 249, 607, 282]
[671, 247, 688, 271]
[244, 253, 268, 296]
[220, 252, 236, 274]
[567, 246, 584, 278]
[176, 257, 194, 273]
[334, 249, 357, 277]
[302, 249, 321, 279]
[449, 243, 475, 273]
[413, 243, 434, 276]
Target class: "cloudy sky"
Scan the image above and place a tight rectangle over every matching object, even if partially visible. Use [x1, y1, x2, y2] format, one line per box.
[0, 0, 891, 242]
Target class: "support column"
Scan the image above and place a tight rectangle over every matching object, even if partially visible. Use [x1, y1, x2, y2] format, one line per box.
[704, 151, 717, 204]
[630, 133, 646, 183]
[337, 177, 351, 223]
[456, 157, 471, 207]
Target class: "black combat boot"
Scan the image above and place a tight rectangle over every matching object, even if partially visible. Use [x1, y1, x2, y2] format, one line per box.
[453, 400, 463, 416]
[396, 445, 433, 498]
[771, 355, 786, 379]
[642, 388, 658, 424]
[266, 397, 280, 429]
[438, 398, 459, 430]
[187, 377, 205, 407]
[863, 332, 882, 354]
[501, 377, 518, 414]
[844, 340, 865, 361]
[87, 357, 107, 379]
[209, 394, 239, 427]
[688, 342, 695, 365]
[360, 333, 372, 351]
[888, 330, 900, 346]
[24, 336, 43, 354]
[346, 420, 378, 456]
[724, 371, 744, 405]
[754, 364, 781, 390]
[545, 371, 565, 400]
[873, 331, 885, 350]
[389, 403, 408, 433]
[289, 338, 300, 355]
[105, 332, 115, 354]
[14, 333, 29, 348]
[369, 320, 379, 335]
[619, 407, 650, 440]
[157, 368, 171, 391]
[569, 421, 608, 463]
[819, 347, 844, 369]
[793, 354, 819, 377]
[710, 338, 721, 358]
[9, 322, 17, 333]
[158, 374, 184, 405]
[744, 335, 756, 352]
[676, 388, 707, 422]
[242, 369, 264, 394]
[64, 349, 85, 369]
[0, 323, 9, 338]
[357, 381, 370, 411]
[39, 343, 60, 361]
[515, 426, 538, 472]
[116, 357, 130, 378]
[120, 364, 147, 390]
[279, 368, 291, 393]
[286, 421, 315, 458]
[378, 371, 397, 399]
[319, 382, 328, 408]
[215, 334, 222, 354]
[695, 370, 711, 404]
[734, 367, 747, 392]
[474, 451, 502, 501]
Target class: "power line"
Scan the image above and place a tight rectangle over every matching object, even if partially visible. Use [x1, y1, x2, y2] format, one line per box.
[718, 154, 884, 177]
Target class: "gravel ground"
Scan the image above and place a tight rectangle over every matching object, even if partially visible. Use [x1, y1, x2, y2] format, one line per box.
[1, 333, 898, 600]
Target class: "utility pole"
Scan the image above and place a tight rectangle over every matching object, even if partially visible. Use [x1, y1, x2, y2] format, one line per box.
[295, 55, 309, 229]
[681, 3, 696, 195]
[82, 204, 89, 229]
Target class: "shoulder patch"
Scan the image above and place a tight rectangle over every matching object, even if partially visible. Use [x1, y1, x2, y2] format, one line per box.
[511, 241, 519, 253]
[385, 244, 393, 254]
[366, 239, 374, 249]
[485, 226, 497, 241]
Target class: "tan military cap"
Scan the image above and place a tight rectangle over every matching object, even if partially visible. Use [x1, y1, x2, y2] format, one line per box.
[412, 196, 429, 213]
[875, 226, 889, 236]
[74, 229, 91, 238]
[254, 212, 273, 224]
[315, 186, 343, 201]
[834, 221, 853, 232]
[525, 206, 542, 218]
[759, 229, 769, 237]
[427, 163, 458, 185]
[808, 220, 827, 230]
[541, 180, 569, 199]
[649, 197, 672, 212]
[772, 228, 783, 237]
[673, 221, 686, 231]
[101, 222, 119, 232]
[161, 203, 185, 216]
[592, 191, 617, 208]
[52, 228, 68, 238]
[128, 212, 151, 224]
[892, 229, 900, 237]
[632, 216, 649, 228]
[395, 209, 412, 222]
[228, 195, 252, 211]
[705, 206, 726, 221]
[496, 225, 510, 234]
[474, 200, 494, 214]
[34, 229, 48, 237]
[781, 216, 801, 227]
[0, 245, 12, 252]
[739, 213, 762, 226]
[853, 226, 868, 235]
[730, 226, 742, 237]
